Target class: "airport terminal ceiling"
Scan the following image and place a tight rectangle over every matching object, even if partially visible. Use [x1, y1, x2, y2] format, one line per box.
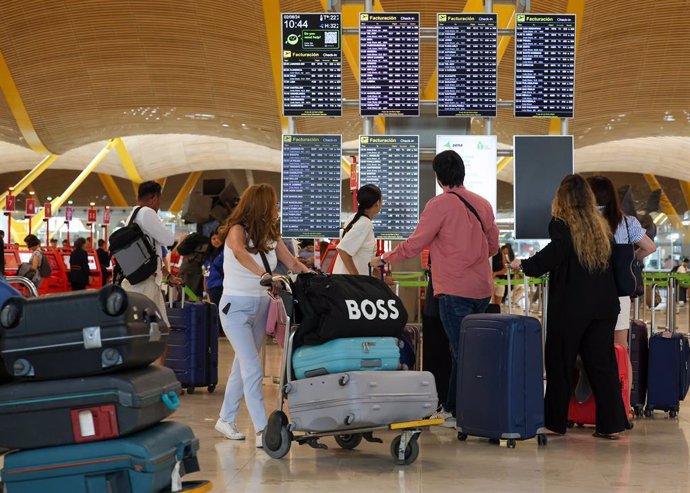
[0, 1, 687, 180]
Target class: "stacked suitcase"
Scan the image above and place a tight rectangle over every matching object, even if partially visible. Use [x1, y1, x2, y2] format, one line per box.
[0, 285, 207, 493]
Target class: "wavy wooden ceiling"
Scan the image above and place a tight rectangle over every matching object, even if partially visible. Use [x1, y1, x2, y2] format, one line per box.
[0, 0, 686, 170]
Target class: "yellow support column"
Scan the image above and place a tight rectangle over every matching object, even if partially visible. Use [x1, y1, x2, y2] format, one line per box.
[262, 0, 290, 132]
[169, 172, 202, 213]
[0, 154, 58, 209]
[97, 173, 129, 207]
[679, 181, 690, 210]
[30, 140, 116, 234]
[643, 174, 682, 230]
[496, 156, 513, 173]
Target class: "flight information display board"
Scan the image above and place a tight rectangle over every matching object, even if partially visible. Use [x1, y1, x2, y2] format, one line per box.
[359, 135, 419, 239]
[360, 13, 420, 117]
[282, 13, 342, 117]
[515, 14, 576, 118]
[281, 135, 342, 238]
[437, 13, 497, 117]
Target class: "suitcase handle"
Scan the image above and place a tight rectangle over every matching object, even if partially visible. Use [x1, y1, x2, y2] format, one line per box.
[162, 391, 181, 411]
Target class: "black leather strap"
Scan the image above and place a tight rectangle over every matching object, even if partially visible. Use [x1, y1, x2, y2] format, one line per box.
[259, 251, 272, 275]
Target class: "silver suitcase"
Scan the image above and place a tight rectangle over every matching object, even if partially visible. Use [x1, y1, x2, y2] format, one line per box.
[287, 371, 438, 432]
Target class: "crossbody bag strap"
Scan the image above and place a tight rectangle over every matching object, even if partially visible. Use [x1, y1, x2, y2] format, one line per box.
[259, 251, 272, 275]
[449, 191, 484, 230]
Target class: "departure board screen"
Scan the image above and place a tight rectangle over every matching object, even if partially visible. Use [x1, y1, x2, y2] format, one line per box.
[437, 13, 497, 117]
[282, 13, 342, 117]
[360, 13, 420, 117]
[515, 14, 576, 118]
[281, 135, 342, 238]
[359, 135, 419, 239]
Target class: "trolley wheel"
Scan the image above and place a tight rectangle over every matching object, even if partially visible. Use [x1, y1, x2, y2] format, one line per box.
[566, 421, 574, 429]
[507, 439, 517, 449]
[644, 408, 653, 418]
[207, 384, 216, 393]
[262, 425, 292, 459]
[670, 410, 678, 418]
[334, 433, 363, 450]
[390, 435, 419, 465]
[186, 386, 196, 395]
[537, 434, 548, 447]
[457, 432, 468, 441]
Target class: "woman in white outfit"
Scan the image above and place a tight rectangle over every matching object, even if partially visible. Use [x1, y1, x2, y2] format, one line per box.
[214, 184, 308, 447]
[332, 184, 382, 275]
[587, 176, 656, 412]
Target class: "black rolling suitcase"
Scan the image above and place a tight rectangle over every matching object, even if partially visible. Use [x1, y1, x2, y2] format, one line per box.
[0, 366, 181, 449]
[0, 285, 168, 380]
[421, 313, 451, 405]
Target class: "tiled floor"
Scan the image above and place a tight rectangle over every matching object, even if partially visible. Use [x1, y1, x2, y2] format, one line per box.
[4, 302, 690, 492]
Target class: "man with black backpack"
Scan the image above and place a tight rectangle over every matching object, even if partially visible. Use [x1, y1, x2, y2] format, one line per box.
[112, 182, 179, 347]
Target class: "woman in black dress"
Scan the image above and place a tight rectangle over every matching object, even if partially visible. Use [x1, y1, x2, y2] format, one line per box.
[510, 174, 628, 439]
[69, 237, 90, 291]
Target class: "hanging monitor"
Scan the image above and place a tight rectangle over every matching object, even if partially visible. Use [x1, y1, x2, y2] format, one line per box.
[359, 135, 419, 239]
[435, 135, 498, 214]
[281, 135, 342, 238]
[514, 135, 574, 239]
[282, 13, 342, 117]
[360, 13, 420, 117]
[437, 14, 497, 118]
[514, 14, 576, 118]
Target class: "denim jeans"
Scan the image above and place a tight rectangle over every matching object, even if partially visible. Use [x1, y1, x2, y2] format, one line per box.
[438, 295, 490, 414]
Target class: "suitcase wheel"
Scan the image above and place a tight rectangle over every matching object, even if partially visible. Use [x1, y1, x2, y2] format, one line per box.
[644, 408, 653, 418]
[506, 439, 517, 449]
[207, 384, 216, 393]
[390, 435, 419, 465]
[457, 432, 468, 441]
[537, 434, 548, 447]
[669, 409, 678, 418]
[566, 421, 574, 429]
[334, 433, 363, 450]
[186, 386, 196, 394]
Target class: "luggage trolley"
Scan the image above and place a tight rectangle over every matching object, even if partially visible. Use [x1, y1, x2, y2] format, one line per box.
[260, 274, 442, 465]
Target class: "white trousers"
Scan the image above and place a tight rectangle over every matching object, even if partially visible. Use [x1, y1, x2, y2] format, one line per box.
[219, 294, 270, 432]
[121, 276, 169, 326]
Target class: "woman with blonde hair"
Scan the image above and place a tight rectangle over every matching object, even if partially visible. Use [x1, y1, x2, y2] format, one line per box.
[214, 184, 308, 448]
[510, 174, 628, 439]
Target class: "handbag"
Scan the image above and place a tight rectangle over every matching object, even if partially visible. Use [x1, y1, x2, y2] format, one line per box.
[611, 217, 643, 297]
[259, 251, 288, 346]
[17, 263, 36, 281]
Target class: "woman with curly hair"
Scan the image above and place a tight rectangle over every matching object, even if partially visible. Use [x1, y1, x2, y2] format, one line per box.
[510, 174, 628, 439]
[213, 184, 308, 448]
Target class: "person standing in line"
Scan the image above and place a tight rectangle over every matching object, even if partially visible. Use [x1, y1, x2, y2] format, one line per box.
[22, 234, 45, 289]
[370, 150, 499, 423]
[586, 175, 657, 412]
[121, 181, 181, 364]
[333, 184, 382, 275]
[96, 239, 112, 286]
[510, 174, 628, 439]
[69, 237, 91, 291]
[677, 258, 689, 304]
[0, 230, 5, 277]
[214, 184, 308, 448]
[204, 230, 224, 306]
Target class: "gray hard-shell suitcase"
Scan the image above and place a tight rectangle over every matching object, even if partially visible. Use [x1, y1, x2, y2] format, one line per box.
[286, 371, 438, 432]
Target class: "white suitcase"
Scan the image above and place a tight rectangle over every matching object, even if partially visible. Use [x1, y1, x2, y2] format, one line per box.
[286, 371, 438, 432]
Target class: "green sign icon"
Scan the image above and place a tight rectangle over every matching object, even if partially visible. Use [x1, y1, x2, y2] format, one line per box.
[517, 14, 526, 22]
[286, 34, 300, 45]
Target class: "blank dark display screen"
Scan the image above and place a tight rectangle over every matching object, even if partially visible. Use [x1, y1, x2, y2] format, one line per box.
[360, 12, 420, 117]
[359, 135, 419, 239]
[281, 135, 342, 238]
[515, 14, 575, 118]
[514, 136, 574, 239]
[437, 13, 497, 117]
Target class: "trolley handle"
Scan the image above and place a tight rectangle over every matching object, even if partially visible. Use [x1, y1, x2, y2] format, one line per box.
[259, 274, 293, 293]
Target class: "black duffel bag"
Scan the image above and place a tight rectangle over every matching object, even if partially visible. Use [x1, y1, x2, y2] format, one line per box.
[292, 273, 408, 347]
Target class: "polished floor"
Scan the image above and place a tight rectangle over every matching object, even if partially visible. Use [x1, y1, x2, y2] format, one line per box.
[4, 302, 690, 492]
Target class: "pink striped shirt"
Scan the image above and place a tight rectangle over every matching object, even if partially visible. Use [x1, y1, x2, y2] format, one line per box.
[382, 186, 499, 300]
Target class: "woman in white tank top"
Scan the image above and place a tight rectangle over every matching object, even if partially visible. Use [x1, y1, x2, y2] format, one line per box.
[213, 184, 308, 448]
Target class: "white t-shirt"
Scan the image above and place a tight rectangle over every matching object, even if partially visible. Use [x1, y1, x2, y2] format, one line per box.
[124, 206, 175, 285]
[223, 241, 277, 297]
[333, 215, 376, 275]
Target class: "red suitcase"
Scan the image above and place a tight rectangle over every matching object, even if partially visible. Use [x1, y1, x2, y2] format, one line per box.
[568, 343, 631, 427]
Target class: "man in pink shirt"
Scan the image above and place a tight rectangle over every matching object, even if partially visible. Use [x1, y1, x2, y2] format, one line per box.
[371, 150, 499, 421]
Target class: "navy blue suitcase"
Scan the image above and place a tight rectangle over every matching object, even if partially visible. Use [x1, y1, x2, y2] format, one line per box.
[165, 301, 219, 394]
[646, 330, 690, 416]
[1, 421, 199, 493]
[456, 314, 546, 447]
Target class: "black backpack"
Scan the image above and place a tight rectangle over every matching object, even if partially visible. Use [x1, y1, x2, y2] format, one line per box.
[108, 207, 158, 285]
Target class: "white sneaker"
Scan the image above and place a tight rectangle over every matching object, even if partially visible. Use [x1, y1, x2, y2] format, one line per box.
[215, 419, 245, 440]
[430, 407, 453, 422]
[256, 431, 263, 448]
